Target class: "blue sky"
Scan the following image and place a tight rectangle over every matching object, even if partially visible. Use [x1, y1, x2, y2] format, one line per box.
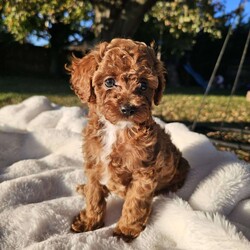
[30, 0, 250, 46]
[225, 0, 250, 20]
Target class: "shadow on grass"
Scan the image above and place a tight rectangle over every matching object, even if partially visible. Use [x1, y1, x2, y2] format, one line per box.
[156, 115, 250, 130]
[0, 76, 72, 95]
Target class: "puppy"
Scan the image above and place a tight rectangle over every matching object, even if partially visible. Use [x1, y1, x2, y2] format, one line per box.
[69, 38, 190, 242]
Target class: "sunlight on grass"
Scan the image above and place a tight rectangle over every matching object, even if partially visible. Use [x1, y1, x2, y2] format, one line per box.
[0, 76, 81, 108]
[0, 93, 30, 107]
[153, 95, 250, 124]
[0, 93, 82, 108]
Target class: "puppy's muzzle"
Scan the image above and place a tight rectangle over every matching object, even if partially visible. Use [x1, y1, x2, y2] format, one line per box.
[120, 104, 137, 116]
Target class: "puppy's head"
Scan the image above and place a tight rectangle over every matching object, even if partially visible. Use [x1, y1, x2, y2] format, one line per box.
[70, 38, 166, 124]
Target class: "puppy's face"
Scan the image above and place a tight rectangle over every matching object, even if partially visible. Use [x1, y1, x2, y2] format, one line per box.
[70, 39, 166, 125]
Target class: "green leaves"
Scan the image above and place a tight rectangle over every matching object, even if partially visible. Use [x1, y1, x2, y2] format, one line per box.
[151, 0, 221, 38]
[147, 0, 226, 55]
[2, 0, 91, 42]
[2, 0, 227, 44]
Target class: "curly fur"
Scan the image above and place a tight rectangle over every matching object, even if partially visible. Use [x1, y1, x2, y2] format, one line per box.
[69, 38, 190, 242]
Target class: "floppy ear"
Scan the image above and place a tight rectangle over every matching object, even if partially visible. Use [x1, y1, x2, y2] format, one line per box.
[69, 42, 108, 103]
[69, 52, 98, 103]
[154, 60, 166, 106]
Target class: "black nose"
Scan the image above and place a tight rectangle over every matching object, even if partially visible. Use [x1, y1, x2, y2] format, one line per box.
[120, 104, 136, 116]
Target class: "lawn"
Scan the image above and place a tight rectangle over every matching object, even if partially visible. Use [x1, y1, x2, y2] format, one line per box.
[154, 94, 250, 125]
[1, 76, 249, 161]
[0, 76, 81, 108]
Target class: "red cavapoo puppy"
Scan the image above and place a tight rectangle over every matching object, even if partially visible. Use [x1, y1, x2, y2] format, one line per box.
[69, 38, 190, 242]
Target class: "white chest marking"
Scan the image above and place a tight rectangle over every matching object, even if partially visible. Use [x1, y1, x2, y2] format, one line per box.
[99, 117, 133, 185]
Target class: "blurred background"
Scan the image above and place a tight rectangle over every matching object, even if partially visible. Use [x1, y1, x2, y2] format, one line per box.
[1, 0, 250, 82]
[0, 0, 250, 161]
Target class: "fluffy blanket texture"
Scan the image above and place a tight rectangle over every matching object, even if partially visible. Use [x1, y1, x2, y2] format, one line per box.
[0, 96, 250, 250]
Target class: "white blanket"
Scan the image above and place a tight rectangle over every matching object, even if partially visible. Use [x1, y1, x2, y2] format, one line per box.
[0, 96, 250, 250]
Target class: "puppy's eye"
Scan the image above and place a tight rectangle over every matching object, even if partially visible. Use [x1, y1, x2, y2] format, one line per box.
[139, 81, 148, 91]
[105, 78, 116, 88]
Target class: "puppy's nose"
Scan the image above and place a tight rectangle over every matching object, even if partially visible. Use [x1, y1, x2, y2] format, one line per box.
[120, 104, 136, 116]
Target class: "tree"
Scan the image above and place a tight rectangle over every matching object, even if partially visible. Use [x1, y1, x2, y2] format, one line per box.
[2, 0, 92, 75]
[92, 0, 225, 45]
[2, 0, 228, 76]
[2, 0, 227, 45]
[148, 0, 225, 57]
[91, 0, 158, 41]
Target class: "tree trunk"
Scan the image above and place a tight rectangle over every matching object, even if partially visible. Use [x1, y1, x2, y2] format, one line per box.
[92, 0, 158, 41]
[48, 22, 70, 76]
[49, 47, 61, 76]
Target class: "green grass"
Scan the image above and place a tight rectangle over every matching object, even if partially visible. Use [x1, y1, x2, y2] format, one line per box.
[0, 76, 81, 107]
[153, 94, 250, 125]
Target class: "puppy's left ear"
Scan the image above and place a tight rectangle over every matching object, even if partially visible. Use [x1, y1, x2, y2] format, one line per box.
[154, 60, 166, 106]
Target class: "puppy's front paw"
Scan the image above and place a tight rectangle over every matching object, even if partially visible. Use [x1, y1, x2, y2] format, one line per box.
[113, 224, 145, 242]
[71, 210, 104, 233]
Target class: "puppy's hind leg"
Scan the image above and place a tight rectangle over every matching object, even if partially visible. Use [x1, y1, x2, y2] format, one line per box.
[169, 156, 190, 192]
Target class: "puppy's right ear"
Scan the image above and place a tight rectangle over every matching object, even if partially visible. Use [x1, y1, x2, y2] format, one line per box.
[69, 42, 108, 103]
[69, 52, 98, 103]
